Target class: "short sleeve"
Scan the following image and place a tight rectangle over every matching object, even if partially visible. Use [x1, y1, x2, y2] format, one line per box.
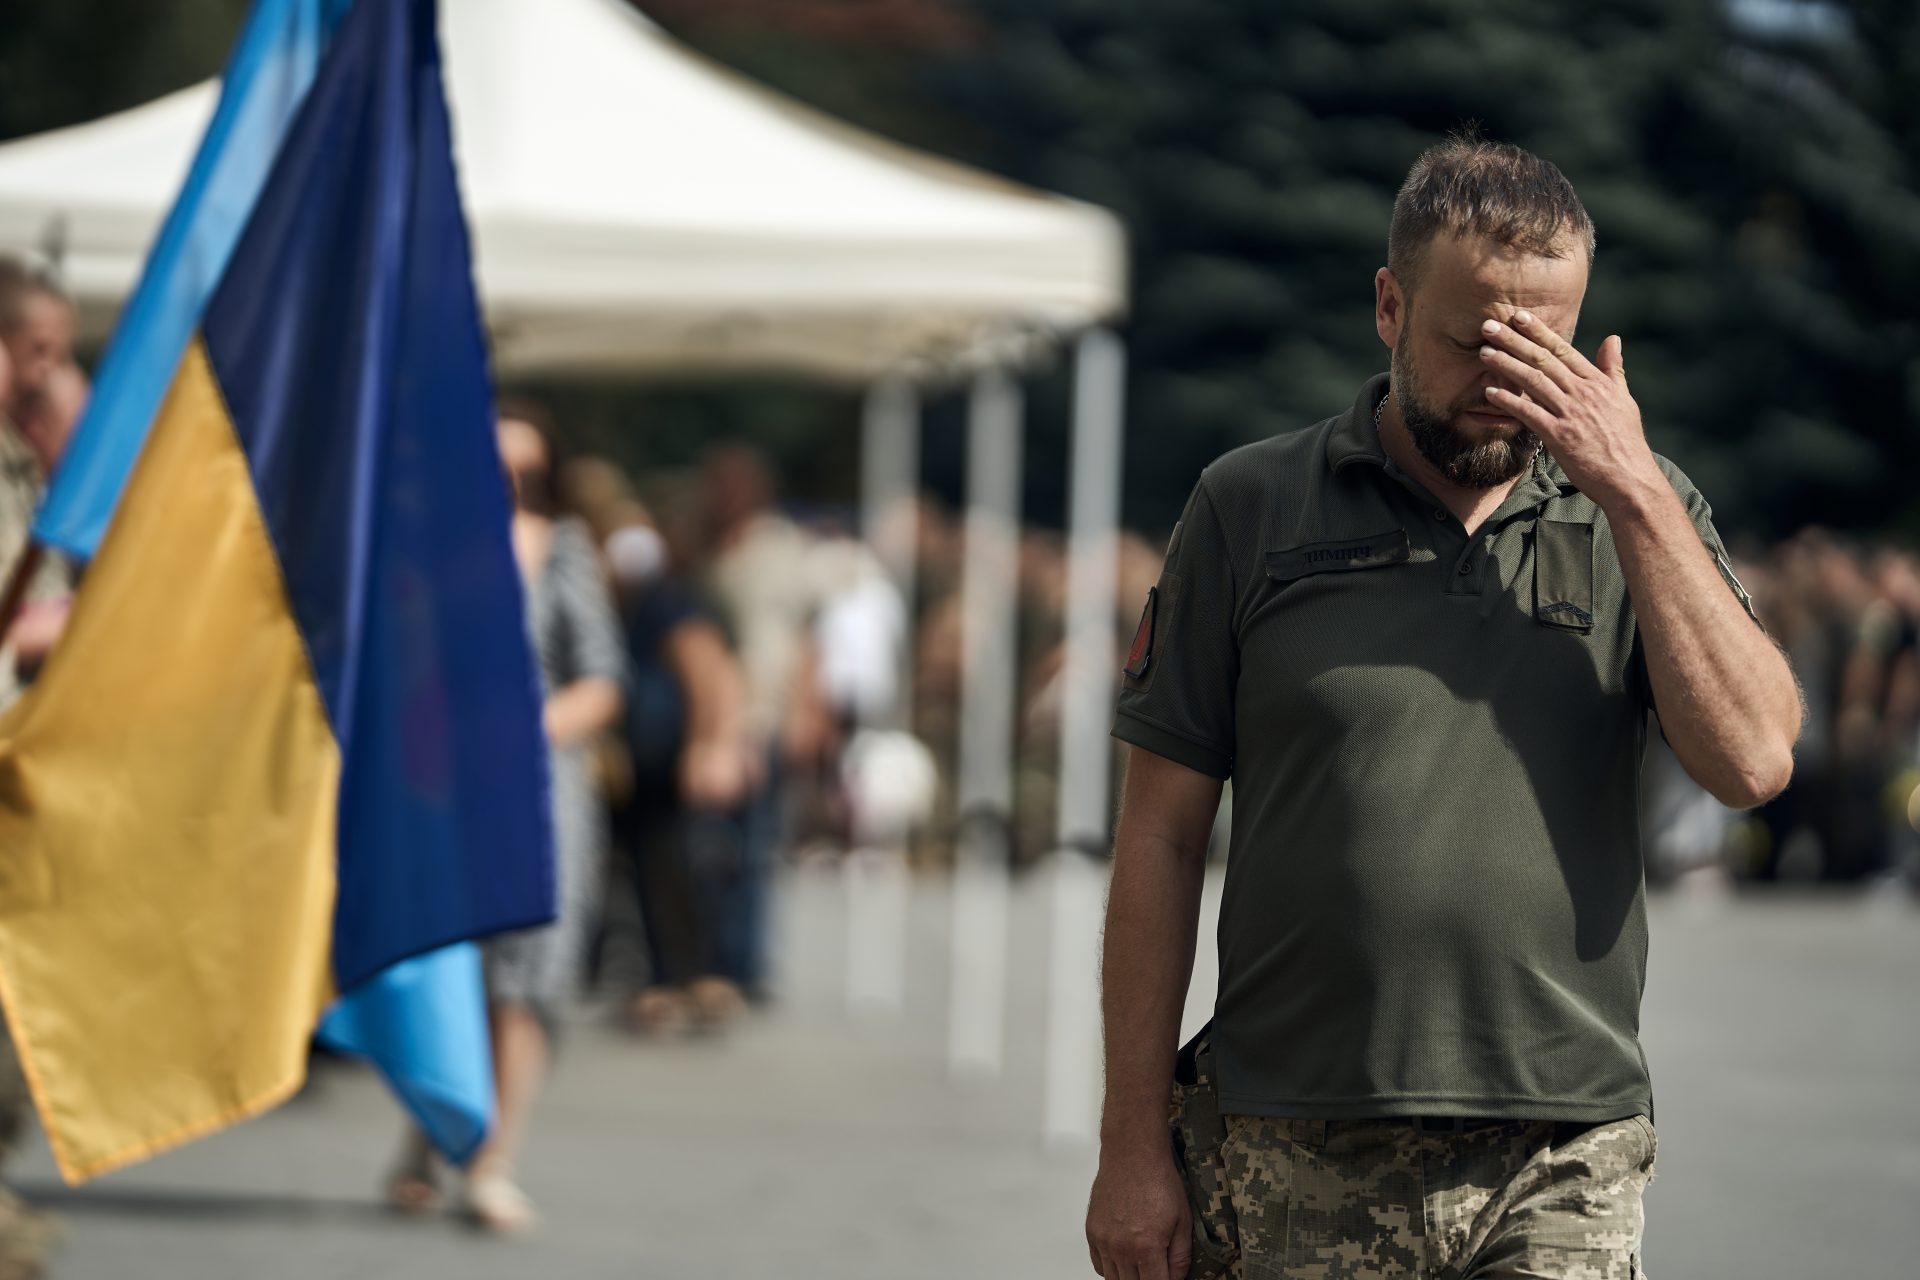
[624, 579, 702, 659]
[1673, 473, 1761, 628]
[551, 521, 629, 689]
[1112, 475, 1239, 779]
[648, 580, 701, 634]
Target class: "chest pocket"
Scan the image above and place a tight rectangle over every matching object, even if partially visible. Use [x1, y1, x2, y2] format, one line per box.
[1264, 529, 1409, 582]
[1533, 519, 1595, 633]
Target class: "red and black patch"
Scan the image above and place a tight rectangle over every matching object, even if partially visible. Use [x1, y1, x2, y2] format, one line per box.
[1123, 586, 1158, 679]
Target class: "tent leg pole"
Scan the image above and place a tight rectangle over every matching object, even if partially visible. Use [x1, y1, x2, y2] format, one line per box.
[859, 375, 921, 728]
[846, 378, 920, 1018]
[1043, 330, 1126, 1145]
[947, 368, 1022, 1077]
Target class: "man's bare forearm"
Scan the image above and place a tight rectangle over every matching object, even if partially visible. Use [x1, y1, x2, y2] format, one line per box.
[1100, 833, 1206, 1155]
[1099, 751, 1220, 1159]
[1606, 477, 1801, 806]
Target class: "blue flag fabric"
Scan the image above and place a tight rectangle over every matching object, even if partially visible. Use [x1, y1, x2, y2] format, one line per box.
[317, 945, 495, 1164]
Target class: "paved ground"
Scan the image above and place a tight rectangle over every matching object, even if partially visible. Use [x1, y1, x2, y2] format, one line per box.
[12, 866, 1920, 1278]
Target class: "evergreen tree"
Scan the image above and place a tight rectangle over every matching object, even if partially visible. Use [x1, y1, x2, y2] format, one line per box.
[663, 0, 1919, 537]
[1698, 0, 1920, 535]
[0, 1, 249, 141]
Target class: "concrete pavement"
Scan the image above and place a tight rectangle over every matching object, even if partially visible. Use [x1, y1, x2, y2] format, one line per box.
[14, 867, 1920, 1278]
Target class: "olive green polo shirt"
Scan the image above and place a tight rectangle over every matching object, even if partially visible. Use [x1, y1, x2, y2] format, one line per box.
[1115, 373, 1755, 1123]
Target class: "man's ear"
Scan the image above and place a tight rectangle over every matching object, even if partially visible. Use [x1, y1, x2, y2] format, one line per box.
[1375, 268, 1406, 352]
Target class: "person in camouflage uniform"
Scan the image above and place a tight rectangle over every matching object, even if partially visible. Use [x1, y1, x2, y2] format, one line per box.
[0, 255, 80, 1280]
[1085, 141, 1803, 1279]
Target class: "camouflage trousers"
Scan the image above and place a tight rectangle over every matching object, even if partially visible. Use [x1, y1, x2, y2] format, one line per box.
[1171, 1038, 1654, 1280]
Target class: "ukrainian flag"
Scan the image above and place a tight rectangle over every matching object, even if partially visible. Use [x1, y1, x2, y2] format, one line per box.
[0, 0, 552, 1183]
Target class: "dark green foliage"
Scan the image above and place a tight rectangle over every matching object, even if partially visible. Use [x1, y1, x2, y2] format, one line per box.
[0, 1, 251, 140]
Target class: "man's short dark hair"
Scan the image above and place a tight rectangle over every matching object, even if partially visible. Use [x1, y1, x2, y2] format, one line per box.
[1387, 135, 1595, 291]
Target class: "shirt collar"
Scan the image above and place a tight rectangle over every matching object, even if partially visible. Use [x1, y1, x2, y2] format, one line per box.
[1538, 450, 1577, 495]
[1494, 451, 1570, 523]
[1326, 373, 1393, 473]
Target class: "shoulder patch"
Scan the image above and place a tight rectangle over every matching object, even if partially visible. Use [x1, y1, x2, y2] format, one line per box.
[1123, 586, 1158, 679]
[1714, 550, 1758, 619]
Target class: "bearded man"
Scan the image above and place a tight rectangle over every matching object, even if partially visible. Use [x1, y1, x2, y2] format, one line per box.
[1085, 137, 1802, 1280]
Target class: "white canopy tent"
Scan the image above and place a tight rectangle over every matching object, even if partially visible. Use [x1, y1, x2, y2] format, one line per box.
[0, 0, 1125, 1144]
[0, 0, 1124, 381]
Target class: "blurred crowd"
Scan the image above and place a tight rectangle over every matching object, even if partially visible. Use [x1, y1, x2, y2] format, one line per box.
[555, 436, 1170, 1033]
[1647, 535, 1920, 889]
[559, 446, 1920, 906]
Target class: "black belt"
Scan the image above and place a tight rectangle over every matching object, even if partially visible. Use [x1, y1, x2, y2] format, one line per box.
[1401, 1116, 1509, 1133]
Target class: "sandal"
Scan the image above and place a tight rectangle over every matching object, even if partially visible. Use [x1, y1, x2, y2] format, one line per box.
[463, 1169, 539, 1236]
[689, 976, 746, 1030]
[386, 1172, 440, 1216]
[625, 986, 694, 1036]
[384, 1135, 441, 1216]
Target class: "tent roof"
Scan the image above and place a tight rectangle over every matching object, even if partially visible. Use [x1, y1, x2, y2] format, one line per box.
[0, 0, 1127, 381]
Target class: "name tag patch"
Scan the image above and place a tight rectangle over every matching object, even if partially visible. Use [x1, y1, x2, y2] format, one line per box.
[1265, 530, 1410, 582]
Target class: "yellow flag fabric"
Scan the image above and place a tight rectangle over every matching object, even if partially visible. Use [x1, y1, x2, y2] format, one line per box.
[0, 341, 338, 1182]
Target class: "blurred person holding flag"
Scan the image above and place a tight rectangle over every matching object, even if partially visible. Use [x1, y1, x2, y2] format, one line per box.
[0, 0, 556, 1217]
[0, 259, 78, 710]
[0, 260, 81, 1280]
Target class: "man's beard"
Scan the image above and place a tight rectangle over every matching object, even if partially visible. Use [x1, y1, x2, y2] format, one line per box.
[1390, 334, 1540, 489]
